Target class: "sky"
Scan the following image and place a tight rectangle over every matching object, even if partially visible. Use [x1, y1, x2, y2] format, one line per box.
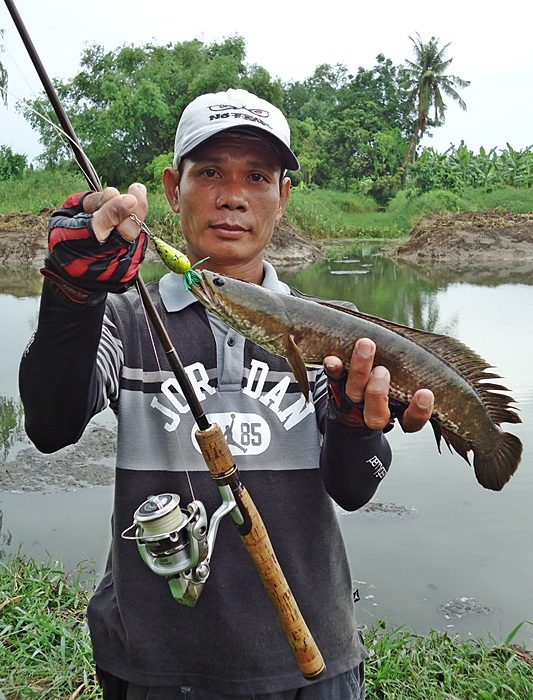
[1, 0, 532, 165]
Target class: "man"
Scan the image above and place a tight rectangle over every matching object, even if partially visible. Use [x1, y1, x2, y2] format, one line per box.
[19, 88, 433, 699]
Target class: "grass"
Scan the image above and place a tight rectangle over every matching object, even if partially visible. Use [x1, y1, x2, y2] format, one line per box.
[0, 556, 100, 699]
[2, 168, 533, 244]
[365, 621, 533, 699]
[286, 186, 406, 240]
[1, 555, 532, 699]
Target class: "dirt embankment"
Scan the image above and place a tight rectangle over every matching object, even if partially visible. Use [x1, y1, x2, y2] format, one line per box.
[390, 209, 533, 284]
[0, 211, 323, 270]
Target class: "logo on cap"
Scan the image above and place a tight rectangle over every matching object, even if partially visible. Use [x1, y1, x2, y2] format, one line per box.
[208, 103, 270, 118]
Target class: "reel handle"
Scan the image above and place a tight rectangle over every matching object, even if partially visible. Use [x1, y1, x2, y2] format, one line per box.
[195, 422, 325, 680]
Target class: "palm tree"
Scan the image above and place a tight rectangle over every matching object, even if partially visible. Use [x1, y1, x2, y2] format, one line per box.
[401, 33, 470, 169]
[0, 29, 8, 106]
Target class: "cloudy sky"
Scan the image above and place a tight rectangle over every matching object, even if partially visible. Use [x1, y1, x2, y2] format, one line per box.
[1, 0, 531, 164]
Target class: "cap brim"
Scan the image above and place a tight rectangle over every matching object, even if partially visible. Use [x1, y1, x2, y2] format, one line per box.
[181, 124, 300, 171]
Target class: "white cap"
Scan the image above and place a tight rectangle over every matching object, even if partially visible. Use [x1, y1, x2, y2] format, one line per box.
[172, 88, 299, 171]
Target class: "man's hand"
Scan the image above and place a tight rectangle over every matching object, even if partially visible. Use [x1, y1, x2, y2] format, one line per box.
[83, 183, 148, 241]
[324, 338, 434, 432]
[43, 184, 149, 305]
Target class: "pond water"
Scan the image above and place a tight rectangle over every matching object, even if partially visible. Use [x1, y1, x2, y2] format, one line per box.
[1, 247, 531, 649]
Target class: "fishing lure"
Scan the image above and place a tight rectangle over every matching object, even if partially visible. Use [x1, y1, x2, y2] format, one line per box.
[129, 213, 202, 288]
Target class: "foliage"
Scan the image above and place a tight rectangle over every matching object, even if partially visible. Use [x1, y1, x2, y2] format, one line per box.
[7, 33, 506, 202]
[287, 185, 405, 239]
[303, 55, 412, 195]
[408, 143, 533, 193]
[387, 188, 470, 227]
[0, 28, 7, 106]
[0, 146, 27, 181]
[14, 39, 419, 195]
[1, 556, 531, 699]
[0, 555, 100, 698]
[402, 34, 470, 168]
[0, 165, 87, 213]
[365, 621, 533, 699]
[19, 36, 286, 188]
[0, 396, 24, 461]
[3, 168, 533, 250]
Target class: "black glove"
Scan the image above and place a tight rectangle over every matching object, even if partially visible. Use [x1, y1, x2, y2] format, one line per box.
[42, 192, 147, 306]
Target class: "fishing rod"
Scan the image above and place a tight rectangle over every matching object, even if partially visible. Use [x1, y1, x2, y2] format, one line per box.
[4, 0, 324, 678]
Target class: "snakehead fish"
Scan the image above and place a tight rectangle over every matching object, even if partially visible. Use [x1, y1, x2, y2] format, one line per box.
[188, 269, 522, 492]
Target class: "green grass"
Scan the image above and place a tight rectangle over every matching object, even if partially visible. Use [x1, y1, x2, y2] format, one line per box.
[0, 169, 88, 214]
[2, 170, 533, 245]
[287, 186, 406, 239]
[1, 556, 532, 699]
[0, 556, 100, 699]
[365, 621, 533, 699]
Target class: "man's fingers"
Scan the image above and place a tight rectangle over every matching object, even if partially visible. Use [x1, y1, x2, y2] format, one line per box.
[116, 184, 148, 242]
[91, 184, 148, 243]
[363, 365, 391, 430]
[83, 187, 120, 215]
[92, 194, 138, 242]
[402, 389, 434, 433]
[323, 355, 344, 380]
[344, 338, 376, 404]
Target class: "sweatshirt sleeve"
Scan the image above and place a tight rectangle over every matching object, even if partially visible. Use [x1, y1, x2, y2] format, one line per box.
[18, 280, 106, 453]
[320, 417, 392, 511]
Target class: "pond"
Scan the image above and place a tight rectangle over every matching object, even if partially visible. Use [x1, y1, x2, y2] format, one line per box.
[1, 247, 531, 650]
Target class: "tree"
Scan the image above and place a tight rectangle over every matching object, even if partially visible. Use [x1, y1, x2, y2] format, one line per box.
[401, 34, 470, 169]
[0, 145, 27, 180]
[1, 28, 8, 106]
[19, 36, 286, 187]
[319, 56, 410, 195]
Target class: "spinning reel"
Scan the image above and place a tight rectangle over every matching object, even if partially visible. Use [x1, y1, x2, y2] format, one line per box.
[122, 486, 242, 606]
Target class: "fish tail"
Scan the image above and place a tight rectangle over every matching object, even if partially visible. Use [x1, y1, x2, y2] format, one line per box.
[474, 432, 523, 491]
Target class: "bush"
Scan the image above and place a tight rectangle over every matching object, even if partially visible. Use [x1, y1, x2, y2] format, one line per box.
[0, 145, 28, 181]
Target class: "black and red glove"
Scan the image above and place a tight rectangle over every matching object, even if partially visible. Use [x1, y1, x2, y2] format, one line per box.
[327, 374, 397, 432]
[326, 375, 366, 427]
[42, 192, 147, 306]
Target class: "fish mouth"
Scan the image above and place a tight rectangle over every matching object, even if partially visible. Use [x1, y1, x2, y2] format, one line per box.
[190, 270, 223, 311]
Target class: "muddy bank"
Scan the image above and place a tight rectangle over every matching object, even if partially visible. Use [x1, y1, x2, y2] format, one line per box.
[0, 211, 323, 270]
[1, 424, 116, 493]
[390, 209, 533, 284]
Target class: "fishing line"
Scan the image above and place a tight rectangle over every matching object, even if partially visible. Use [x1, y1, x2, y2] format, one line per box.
[137, 286, 196, 503]
[0, 84, 102, 189]
[136, 495, 186, 537]
[0, 39, 41, 98]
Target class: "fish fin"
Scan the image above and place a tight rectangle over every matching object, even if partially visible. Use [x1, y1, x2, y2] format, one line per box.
[286, 334, 310, 401]
[473, 432, 523, 491]
[439, 424, 471, 463]
[430, 421, 522, 491]
[392, 399, 472, 463]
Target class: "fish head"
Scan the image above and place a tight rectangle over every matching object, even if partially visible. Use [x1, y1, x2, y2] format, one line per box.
[188, 269, 291, 351]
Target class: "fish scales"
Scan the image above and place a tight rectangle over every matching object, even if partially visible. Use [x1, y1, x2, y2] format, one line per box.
[284, 295, 489, 438]
[189, 270, 522, 491]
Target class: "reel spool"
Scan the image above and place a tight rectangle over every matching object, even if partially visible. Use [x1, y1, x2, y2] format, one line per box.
[122, 487, 241, 606]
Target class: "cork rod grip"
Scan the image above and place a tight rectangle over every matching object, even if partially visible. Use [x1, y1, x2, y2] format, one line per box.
[195, 423, 325, 679]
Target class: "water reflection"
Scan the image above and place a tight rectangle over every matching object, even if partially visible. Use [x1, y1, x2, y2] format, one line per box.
[281, 244, 459, 336]
[0, 265, 43, 297]
[393, 255, 533, 287]
[0, 397, 24, 461]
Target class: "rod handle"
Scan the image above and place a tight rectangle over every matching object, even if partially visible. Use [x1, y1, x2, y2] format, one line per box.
[195, 423, 325, 679]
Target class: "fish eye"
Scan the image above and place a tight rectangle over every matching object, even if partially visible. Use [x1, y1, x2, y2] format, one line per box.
[213, 277, 225, 287]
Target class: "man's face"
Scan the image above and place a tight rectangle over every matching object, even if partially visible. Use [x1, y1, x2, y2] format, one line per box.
[163, 135, 290, 281]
